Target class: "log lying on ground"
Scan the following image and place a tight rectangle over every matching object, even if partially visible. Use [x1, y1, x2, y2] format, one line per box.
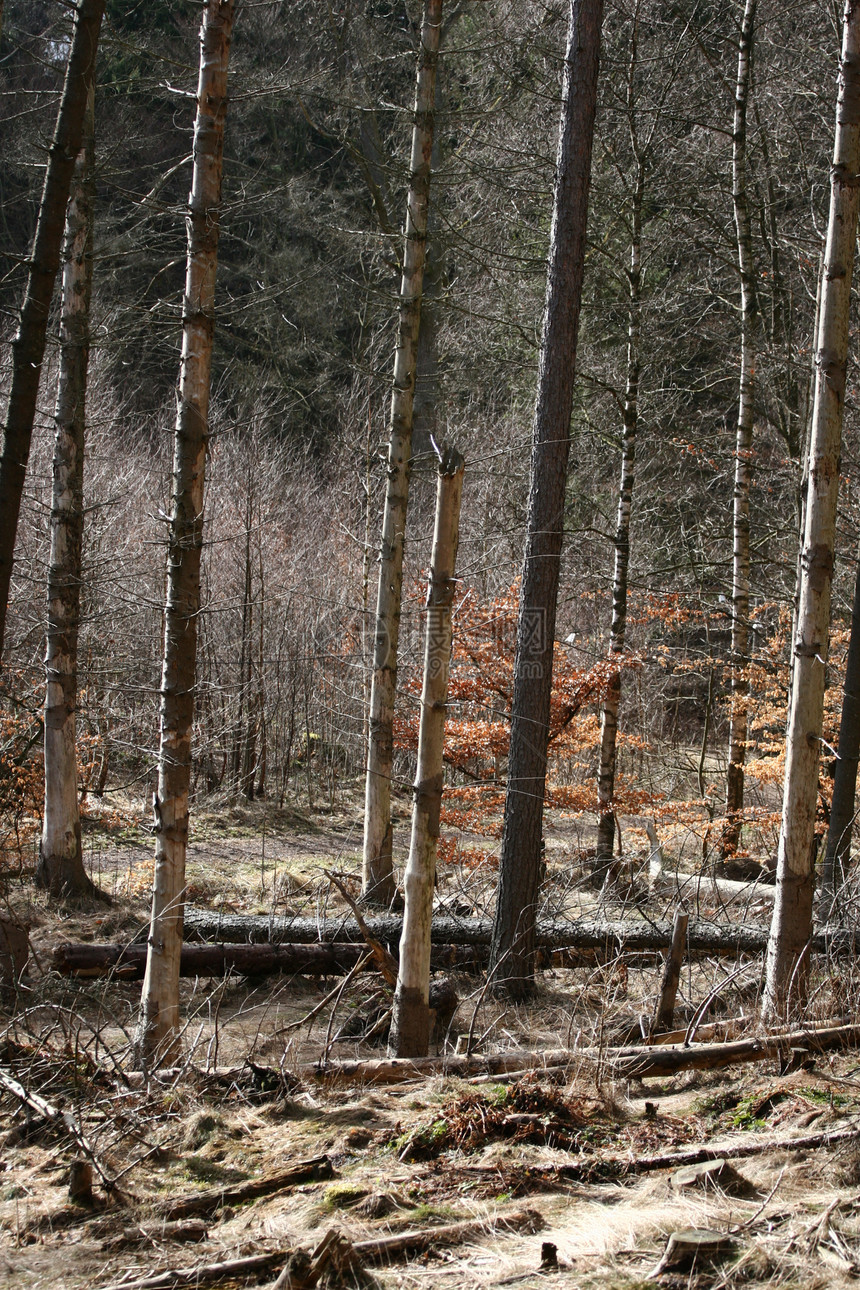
[52, 941, 483, 979]
[154, 1155, 334, 1220]
[98, 1208, 543, 1290]
[651, 873, 775, 905]
[353, 1207, 543, 1261]
[180, 908, 824, 957]
[296, 1020, 860, 1085]
[608, 1021, 860, 1079]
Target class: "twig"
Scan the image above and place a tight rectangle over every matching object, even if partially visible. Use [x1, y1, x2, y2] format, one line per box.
[0, 1064, 117, 1191]
[274, 951, 374, 1036]
[324, 870, 398, 986]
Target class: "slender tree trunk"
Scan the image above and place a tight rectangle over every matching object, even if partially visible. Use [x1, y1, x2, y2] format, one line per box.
[391, 447, 464, 1058]
[488, 0, 603, 1000]
[820, 551, 860, 917]
[762, 0, 860, 1022]
[136, 0, 234, 1068]
[362, 0, 442, 904]
[722, 0, 759, 861]
[0, 0, 105, 660]
[596, 108, 643, 865]
[37, 85, 100, 901]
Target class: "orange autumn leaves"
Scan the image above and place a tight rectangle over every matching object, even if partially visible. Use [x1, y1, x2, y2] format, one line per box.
[393, 584, 644, 860]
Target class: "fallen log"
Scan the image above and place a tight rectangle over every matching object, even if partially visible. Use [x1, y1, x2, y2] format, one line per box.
[180, 907, 857, 959]
[52, 941, 483, 979]
[352, 1207, 543, 1261]
[98, 1250, 285, 1290]
[154, 1154, 335, 1219]
[651, 873, 774, 906]
[97, 1207, 543, 1290]
[608, 1021, 860, 1079]
[298, 1020, 860, 1085]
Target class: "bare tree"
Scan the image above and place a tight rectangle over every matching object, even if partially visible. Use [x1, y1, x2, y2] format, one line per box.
[137, 0, 234, 1067]
[763, 0, 860, 1022]
[596, 3, 644, 865]
[363, 0, 443, 904]
[0, 0, 105, 659]
[37, 83, 101, 900]
[489, 0, 603, 1000]
[391, 447, 463, 1058]
[722, 0, 759, 862]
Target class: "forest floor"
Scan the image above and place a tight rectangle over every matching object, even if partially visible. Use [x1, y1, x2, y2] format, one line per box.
[1, 788, 859, 1289]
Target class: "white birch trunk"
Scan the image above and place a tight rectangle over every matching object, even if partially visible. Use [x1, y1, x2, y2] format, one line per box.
[37, 85, 98, 900]
[136, 0, 233, 1067]
[723, 0, 758, 860]
[762, 0, 860, 1021]
[390, 448, 464, 1058]
[362, 0, 442, 905]
[596, 154, 642, 864]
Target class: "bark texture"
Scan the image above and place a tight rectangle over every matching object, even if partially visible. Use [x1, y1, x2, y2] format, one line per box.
[820, 551, 860, 914]
[763, 0, 860, 1020]
[596, 167, 641, 862]
[723, 0, 759, 860]
[37, 87, 98, 900]
[137, 0, 234, 1067]
[489, 0, 603, 998]
[0, 0, 105, 659]
[363, 0, 442, 904]
[391, 448, 463, 1057]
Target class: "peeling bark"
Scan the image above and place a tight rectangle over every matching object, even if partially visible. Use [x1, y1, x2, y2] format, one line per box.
[390, 449, 463, 1057]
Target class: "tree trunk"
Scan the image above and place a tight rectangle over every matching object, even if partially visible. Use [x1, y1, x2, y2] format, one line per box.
[596, 150, 643, 863]
[136, 0, 234, 1068]
[722, 0, 759, 861]
[763, 0, 860, 1022]
[489, 0, 603, 999]
[390, 448, 464, 1057]
[37, 85, 100, 901]
[362, 0, 442, 905]
[820, 550, 860, 916]
[0, 0, 105, 660]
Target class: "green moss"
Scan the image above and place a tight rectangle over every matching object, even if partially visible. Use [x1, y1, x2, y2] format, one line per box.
[729, 1095, 767, 1132]
[322, 1182, 366, 1210]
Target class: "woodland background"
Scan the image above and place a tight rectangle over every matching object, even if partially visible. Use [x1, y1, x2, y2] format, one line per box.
[0, 0, 852, 873]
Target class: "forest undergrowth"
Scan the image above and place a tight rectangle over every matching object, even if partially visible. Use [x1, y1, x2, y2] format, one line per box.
[3, 790, 860, 1289]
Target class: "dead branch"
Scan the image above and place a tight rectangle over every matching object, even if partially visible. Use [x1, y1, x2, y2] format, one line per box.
[0, 1064, 117, 1190]
[98, 1250, 286, 1290]
[324, 870, 398, 986]
[352, 1207, 543, 1261]
[153, 1154, 335, 1219]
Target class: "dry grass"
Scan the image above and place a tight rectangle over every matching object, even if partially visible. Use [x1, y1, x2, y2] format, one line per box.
[3, 803, 860, 1288]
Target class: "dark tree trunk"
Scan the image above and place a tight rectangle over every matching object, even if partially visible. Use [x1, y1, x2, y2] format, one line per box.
[488, 0, 603, 1000]
[0, 0, 105, 659]
[821, 552, 860, 917]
